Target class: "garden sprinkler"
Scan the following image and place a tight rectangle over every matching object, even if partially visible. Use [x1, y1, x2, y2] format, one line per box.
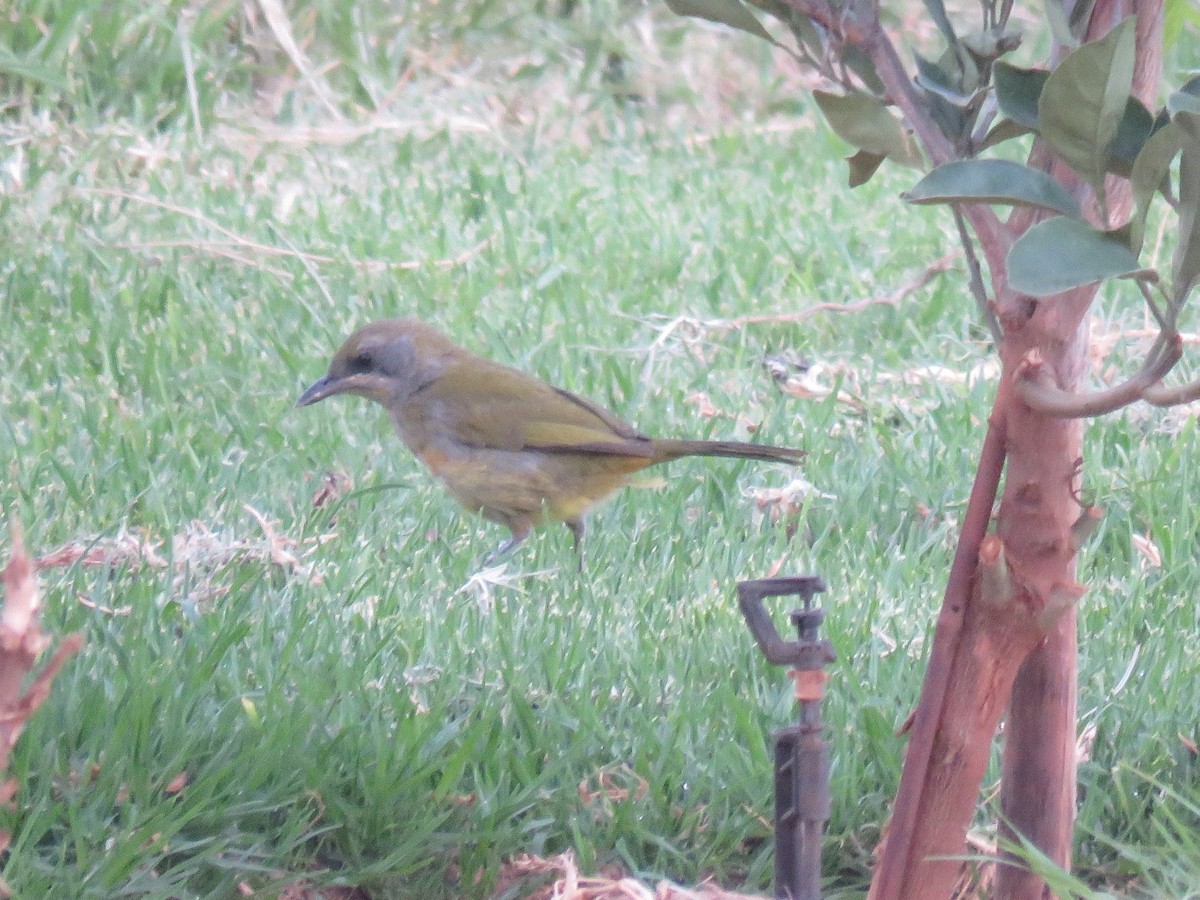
[737, 575, 834, 900]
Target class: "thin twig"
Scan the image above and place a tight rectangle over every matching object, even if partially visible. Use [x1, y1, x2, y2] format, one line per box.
[720, 252, 958, 328]
[78, 187, 309, 257]
[953, 208, 1003, 344]
[77, 187, 492, 274]
[1138, 279, 1172, 333]
[268, 223, 335, 307]
[84, 232, 295, 281]
[1093, 328, 1200, 346]
[636, 254, 957, 382]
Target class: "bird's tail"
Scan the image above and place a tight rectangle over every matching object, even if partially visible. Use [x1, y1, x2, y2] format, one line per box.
[651, 438, 805, 465]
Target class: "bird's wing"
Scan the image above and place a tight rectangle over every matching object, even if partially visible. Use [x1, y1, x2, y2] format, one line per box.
[417, 361, 655, 457]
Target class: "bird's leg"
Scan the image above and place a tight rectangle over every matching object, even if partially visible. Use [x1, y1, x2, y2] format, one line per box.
[566, 519, 585, 572]
[484, 525, 531, 564]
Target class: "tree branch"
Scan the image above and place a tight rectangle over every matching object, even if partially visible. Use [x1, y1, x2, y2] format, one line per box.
[1138, 279, 1174, 333]
[1142, 377, 1200, 407]
[868, 379, 1009, 900]
[1013, 332, 1183, 417]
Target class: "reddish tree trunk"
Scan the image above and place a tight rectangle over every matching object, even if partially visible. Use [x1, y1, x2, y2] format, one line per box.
[870, 3, 1164, 896]
[997, 610, 1078, 896]
[868, 341, 1083, 900]
[990, 303, 1088, 898]
[995, 5, 1162, 896]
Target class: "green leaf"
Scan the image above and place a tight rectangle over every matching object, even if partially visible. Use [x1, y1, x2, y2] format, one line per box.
[1067, 0, 1099, 38]
[921, 0, 958, 45]
[916, 54, 978, 107]
[1170, 95, 1200, 141]
[980, 118, 1034, 151]
[1128, 122, 1184, 252]
[959, 27, 1022, 64]
[1043, 0, 1098, 47]
[1009, 216, 1148, 296]
[663, 0, 775, 44]
[915, 55, 969, 142]
[941, 44, 981, 97]
[787, 12, 824, 59]
[843, 47, 885, 96]
[1173, 140, 1200, 302]
[1107, 97, 1156, 177]
[847, 150, 886, 188]
[1106, 221, 1134, 248]
[1038, 17, 1136, 193]
[903, 159, 1081, 217]
[1169, 92, 1200, 115]
[813, 90, 923, 169]
[994, 63, 1048, 130]
[1043, 0, 1079, 49]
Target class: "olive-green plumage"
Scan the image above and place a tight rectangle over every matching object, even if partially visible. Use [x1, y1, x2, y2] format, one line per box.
[298, 319, 804, 558]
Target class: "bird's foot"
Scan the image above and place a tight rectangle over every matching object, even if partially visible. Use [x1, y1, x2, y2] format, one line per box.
[483, 533, 526, 565]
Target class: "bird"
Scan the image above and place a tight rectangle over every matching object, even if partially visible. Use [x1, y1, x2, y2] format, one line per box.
[297, 319, 804, 561]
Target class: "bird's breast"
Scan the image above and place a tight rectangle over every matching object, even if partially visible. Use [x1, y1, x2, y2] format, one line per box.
[415, 443, 647, 526]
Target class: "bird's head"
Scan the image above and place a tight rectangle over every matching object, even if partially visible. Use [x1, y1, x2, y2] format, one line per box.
[296, 319, 461, 409]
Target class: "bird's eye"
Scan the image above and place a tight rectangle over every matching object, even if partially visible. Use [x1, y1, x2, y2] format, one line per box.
[349, 352, 372, 373]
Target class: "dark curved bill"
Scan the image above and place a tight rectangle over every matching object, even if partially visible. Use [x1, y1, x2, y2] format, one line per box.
[296, 375, 336, 407]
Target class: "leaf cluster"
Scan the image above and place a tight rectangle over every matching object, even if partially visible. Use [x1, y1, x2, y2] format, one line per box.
[910, 22, 1200, 308]
[664, 3, 1198, 310]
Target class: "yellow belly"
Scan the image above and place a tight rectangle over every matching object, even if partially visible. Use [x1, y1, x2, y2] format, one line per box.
[417, 445, 648, 530]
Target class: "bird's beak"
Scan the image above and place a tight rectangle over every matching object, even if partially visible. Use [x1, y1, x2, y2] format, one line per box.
[296, 374, 340, 407]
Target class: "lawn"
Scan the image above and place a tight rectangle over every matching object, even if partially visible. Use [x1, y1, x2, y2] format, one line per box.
[2, 2, 1199, 897]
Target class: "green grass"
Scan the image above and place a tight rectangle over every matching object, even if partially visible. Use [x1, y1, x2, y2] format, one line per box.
[3, 2, 1200, 898]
